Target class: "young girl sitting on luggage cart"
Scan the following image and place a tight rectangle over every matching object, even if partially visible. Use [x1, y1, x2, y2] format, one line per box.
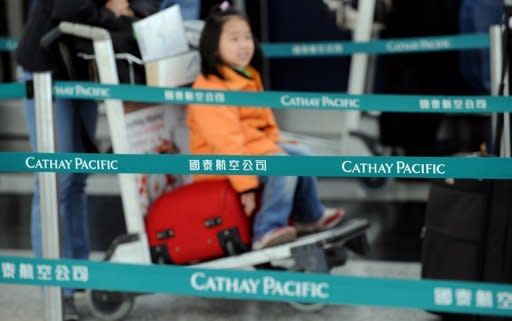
[187, 1, 345, 250]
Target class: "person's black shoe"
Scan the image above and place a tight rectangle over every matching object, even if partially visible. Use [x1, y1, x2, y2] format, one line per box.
[63, 298, 80, 321]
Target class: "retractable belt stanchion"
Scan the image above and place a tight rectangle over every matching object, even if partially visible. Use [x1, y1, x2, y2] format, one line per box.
[490, 7, 512, 157]
[33, 72, 63, 321]
[340, 0, 376, 154]
[490, 25, 504, 157]
[504, 13, 512, 157]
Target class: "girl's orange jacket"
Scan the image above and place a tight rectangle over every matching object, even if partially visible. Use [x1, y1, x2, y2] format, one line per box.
[187, 65, 282, 193]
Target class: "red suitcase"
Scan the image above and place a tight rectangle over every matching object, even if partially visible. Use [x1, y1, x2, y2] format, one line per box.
[145, 180, 252, 264]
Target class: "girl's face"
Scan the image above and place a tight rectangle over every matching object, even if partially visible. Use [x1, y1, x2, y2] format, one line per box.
[218, 16, 255, 68]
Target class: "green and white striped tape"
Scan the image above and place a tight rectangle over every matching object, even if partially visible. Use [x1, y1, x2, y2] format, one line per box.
[262, 33, 489, 58]
[0, 255, 511, 317]
[0, 38, 18, 52]
[2, 152, 512, 180]
[1, 81, 509, 113]
[0, 34, 489, 56]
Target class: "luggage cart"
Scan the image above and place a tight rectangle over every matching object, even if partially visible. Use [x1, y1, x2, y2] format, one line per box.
[43, 22, 371, 321]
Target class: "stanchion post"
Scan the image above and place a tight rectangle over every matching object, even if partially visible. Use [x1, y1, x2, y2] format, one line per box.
[490, 25, 502, 153]
[33, 72, 63, 321]
[490, 25, 503, 96]
[504, 16, 511, 157]
[259, 0, 271, 87]
[340, 0, 376, 154]
[490, 15, 511, 157]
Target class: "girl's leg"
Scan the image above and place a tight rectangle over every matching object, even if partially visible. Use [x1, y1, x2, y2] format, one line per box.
[278, 143, 324, 222]
[252, 174, 298, 241]
[291, 175, 325, 223]
[278, 143, 344, 230]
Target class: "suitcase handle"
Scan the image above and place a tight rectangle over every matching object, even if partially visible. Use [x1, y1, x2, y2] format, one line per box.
[157, 229, 175, 240]
[204, 217, 223, 228]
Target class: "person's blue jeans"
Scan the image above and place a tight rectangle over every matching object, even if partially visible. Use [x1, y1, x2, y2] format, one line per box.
[160, 0, 201, 20]
[459, 0, 502, 94]
[23, 74, 98, 298]
[252, 143, 324, 240]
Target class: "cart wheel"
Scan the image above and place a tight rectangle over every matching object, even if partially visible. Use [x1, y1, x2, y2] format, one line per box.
[286, 267, 325, 312]
[288, 301, 324, 312]
[86, 289, 134, 321]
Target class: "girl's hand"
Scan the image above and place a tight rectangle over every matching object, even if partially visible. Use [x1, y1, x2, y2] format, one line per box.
[277, 139, 299, 145]
[240, 191, 256, 217]
[121, 8, 135, 17]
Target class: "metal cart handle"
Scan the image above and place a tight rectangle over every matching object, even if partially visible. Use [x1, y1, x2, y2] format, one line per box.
[40, 22, 110, 48]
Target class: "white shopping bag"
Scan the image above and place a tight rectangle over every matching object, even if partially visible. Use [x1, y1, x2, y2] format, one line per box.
[133, 4, 189, 62]
[145, 50, 200, 87]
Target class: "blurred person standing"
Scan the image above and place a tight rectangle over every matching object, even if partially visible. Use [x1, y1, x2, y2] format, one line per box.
[459, 0, 502, 94]
[160, 0, 201, 20]
[15, 1, 144, 320]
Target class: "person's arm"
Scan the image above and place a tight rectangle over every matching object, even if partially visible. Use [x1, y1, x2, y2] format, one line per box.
[190, 103, 260, 215]
[252, 72, 281, 142]
[129, 0, 160, 18]
[51, 0, 132, 30]
[189, 105, 249, 155]
[240, 190, 257, 217]
[264, 123, 280, 142]
[188, 103, 259, 193]
[105, 0, 134, 17]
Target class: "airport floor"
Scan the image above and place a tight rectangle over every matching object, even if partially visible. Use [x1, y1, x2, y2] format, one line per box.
[0, 192, 441, 321]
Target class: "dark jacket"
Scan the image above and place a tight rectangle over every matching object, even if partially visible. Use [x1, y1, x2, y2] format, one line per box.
[16, 0, 159, 77]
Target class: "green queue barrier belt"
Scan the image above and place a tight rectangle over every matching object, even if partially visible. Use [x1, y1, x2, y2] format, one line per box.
[1, 81, 510, 113]
[0, 38, 18, 52]
[0, 32, 509, 317]
[262, 33, 489, 57]
[0, 82, 26, 99]
[0, 255, 511, 317]
[1, 33, 488, 56]
[1, 152, 512, 180]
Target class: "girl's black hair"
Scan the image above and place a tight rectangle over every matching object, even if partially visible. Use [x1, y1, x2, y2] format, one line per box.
[199, 3, 264, 79]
